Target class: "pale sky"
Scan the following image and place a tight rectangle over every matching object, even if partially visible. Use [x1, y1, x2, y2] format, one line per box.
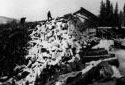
[0, 0, 125, 21]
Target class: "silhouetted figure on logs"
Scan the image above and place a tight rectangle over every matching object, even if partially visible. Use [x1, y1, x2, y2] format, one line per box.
[20, 17, 26, 24]
[47, 11, 52, 21]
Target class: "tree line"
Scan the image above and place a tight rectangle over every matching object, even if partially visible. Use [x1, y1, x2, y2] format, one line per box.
[99, 0, 125, 27]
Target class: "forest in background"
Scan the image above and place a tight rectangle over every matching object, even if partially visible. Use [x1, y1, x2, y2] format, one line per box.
[99, 0, 125, 27]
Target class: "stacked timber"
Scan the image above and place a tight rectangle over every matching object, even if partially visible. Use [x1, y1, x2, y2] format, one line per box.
[1, 17, 122, 85]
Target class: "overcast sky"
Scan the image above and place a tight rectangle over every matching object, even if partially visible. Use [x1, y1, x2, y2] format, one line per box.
[0, 0, 125, 21]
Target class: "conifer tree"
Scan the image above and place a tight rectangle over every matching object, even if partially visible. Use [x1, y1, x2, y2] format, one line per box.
[99, 0, 114, 26]
[123, 4, 125, 26]
[99, 0, 106, 26]
[114, 2, 119, 27]
[119, 10, 123, 27]
[109, 3, 114, 26]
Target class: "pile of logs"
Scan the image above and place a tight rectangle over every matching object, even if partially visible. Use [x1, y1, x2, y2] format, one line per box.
[2, 17, 123, 85]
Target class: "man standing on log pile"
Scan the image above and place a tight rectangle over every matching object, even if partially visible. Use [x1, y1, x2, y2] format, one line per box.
[47, 11, 52, 21]
[20, 17, 26, 24]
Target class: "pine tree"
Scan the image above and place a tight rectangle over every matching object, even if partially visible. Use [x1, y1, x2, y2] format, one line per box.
[105, 0, 111, 26]
[105, 0, 111, 14]
[99, 0, 106, 26]
[119, 10, 123, 27]
[104, 0, 113, 26]
[123, 4, 125, 26]
[114, 2, 119, 27]
[109, 3, 114, 26]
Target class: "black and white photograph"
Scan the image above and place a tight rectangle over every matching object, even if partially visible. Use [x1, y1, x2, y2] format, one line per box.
[0, 0, 125, 85]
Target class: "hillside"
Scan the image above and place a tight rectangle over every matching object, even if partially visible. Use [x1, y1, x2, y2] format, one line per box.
[0, 16, 19, 24]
